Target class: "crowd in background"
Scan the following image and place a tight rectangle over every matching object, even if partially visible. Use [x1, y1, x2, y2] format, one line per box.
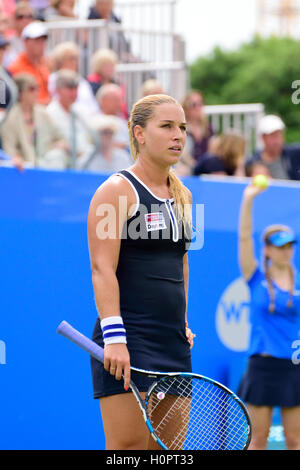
[0, 0, 299, 181]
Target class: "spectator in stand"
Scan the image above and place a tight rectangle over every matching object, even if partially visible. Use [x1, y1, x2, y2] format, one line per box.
[48, 41, 99, 119]
[3, 2, 35, 68]
[0, 0, 15, 17]
[45, 0, 77, 21]
[0, 10, 11, 37]
[0, 34, 18, 122]
[194, 130, 246, 177]
[29, 1, 50, 21]
[47, 69, 94, 168]
[87, 47, 128, 118]
[96, 83, 130, 152]
[140, 78, 164, 97]
[87, 48, 118, 96]
[247, 114, 300, 181]
[88, 0, 117, 21]
[87, 0, 131, 62]
[1, 73, 68, 170]
[77, 114, 132, 173]
[7, 21, 50, 105]
[182, 90, 214, 166]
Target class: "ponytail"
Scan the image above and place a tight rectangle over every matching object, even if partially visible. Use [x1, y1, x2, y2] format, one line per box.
[264, 254, 275, 313]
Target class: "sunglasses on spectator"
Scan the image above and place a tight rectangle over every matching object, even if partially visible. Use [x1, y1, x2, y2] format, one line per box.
[27, 85, 39, 92]
[15, 14, 34, 20]
[188, 101, 203, 108]
[65, 83, 78, 89]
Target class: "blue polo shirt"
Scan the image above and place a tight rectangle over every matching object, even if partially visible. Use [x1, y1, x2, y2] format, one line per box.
[247, 268, 300, 359]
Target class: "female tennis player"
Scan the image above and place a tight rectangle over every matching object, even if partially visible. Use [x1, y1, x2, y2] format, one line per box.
[87, 94, 196, 450]
[238, 181, 300, 450]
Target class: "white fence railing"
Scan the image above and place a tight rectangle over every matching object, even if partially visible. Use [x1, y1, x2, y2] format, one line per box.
[75, 0, 177, 32]
[46, 19, 185, 71]
[205, 103, 265, 153]
[116, 61, 187, 110]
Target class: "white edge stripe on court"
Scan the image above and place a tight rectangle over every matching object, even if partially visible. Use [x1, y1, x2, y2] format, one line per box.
[115, 172, 140, 219]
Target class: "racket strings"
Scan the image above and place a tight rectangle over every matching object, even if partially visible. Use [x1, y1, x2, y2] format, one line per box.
[179, 382, 247, 449]
[147, 376, 249, 450]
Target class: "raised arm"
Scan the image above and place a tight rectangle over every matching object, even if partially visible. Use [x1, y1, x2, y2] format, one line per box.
[238, 182, 266, 281]
[87, 175, 136, 390]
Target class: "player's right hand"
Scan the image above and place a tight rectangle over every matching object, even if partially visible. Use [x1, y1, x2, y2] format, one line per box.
[243, 180, 267, 200]
[104, 343, 131, 391]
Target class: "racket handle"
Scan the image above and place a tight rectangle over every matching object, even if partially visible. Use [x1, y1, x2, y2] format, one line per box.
[57, 321, 104, 364]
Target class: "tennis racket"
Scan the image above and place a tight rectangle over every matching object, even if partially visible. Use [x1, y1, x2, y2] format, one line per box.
[57, 320, 252, 450]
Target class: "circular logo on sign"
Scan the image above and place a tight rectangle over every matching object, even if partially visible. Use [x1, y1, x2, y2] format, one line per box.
[215, 278, 251, 352]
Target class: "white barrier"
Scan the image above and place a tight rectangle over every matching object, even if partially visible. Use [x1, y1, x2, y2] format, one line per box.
[204, 103, 265, 152]
[46, 19, 185, 68]
[116, 61, 187, 109]
[75, 0, 177, 32]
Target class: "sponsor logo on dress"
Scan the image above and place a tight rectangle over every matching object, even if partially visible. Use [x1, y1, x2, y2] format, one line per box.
[145, 212, 167, 232]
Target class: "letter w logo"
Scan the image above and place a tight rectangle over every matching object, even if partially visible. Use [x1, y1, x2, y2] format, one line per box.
[221, 301, 250, 323]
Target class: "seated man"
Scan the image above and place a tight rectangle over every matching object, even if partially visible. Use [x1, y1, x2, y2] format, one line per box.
[96, 83, 130, 152]
[48, 41, 99, 119]
[247, 114, 300, 181]
[3, 1, 35, 68]
[87, 0, 131, 62]
[7, 21, 50, 105]
[76, 115, 132, 173]
[47, 69, 94, 168]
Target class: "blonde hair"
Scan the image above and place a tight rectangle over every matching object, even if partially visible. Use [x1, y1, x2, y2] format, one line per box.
[141, 79, 164, 97]
[214, 130, 246, 173]
[96, 83, 121, 102]
[14, 1, 34, 15]
[128, 94, 192, 232]
[90, 48, 118, 74]
[14, 73, 37, 97]
[263, 224, 295, 313]
[51, 42, 79, 70]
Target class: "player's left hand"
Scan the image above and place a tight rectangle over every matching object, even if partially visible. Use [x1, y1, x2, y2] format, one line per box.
[186, 326, 196, 349]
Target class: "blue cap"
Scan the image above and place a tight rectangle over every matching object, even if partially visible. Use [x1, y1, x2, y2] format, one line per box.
[267, 230, 297, 247]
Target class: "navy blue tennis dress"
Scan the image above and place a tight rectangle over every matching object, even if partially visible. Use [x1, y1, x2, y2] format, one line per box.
[91, 169, 192, 398]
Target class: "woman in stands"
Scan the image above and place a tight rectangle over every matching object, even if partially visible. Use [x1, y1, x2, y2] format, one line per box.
[182, 90, 214, 166]
[194, 130, 246, 177]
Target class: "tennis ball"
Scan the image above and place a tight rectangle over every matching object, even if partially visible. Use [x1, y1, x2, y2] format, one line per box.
[253, 174, 268, 189]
